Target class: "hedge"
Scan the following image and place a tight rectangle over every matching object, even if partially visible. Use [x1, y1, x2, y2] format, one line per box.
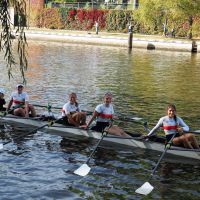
[34, 7, 200, 38]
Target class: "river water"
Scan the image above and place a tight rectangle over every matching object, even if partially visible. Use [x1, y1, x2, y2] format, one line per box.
[0, 41, 200, 199]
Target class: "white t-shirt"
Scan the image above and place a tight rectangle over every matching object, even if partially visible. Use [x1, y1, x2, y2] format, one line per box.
[62, 101, 80, 117]
[95, 103, 114, 123]
[10, 91, 29, 108]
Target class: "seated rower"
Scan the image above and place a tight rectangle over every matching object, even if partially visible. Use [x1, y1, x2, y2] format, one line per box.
[146, 104, 199, 149]
[81, 92, 129, 137]
[61, 92, 86, 127]
[6, 84, 36, 117]
[0, 88, 6, 111]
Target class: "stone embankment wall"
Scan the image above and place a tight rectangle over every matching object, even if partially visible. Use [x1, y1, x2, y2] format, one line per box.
[25, 30, 199, 53]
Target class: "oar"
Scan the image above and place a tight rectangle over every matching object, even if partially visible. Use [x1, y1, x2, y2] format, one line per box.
[74, 127, 110, 176]
[135, 133, 177, 195]
[116, 116, 149, 131]
[0, 117, 62, 150]
[33, 105, 147, 124]
[33, 103, 61, 110]
[184, 130, 200, 135]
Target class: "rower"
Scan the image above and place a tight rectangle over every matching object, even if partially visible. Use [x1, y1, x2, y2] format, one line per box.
[81, 92, 129, 137]
[0, 88, 6, 111]
[145, 104, 199, 149]
[6, 84, 36, 117]
[61, 92, 86, 127]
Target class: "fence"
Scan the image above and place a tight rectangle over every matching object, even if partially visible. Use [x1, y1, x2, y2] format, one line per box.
[46, 2, 131, 10]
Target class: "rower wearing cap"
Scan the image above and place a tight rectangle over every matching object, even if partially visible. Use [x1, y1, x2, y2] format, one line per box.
[0, 88, 6, 111]
[6, 84, 36, 117]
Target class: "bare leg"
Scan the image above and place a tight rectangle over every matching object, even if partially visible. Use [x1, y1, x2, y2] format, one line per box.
[173, 135, 193, 149]
[14, 108, 25, 117]
[107, 125, 129, 137]
[186, 133, 199, 149]
[79, 112, 86, 125]
[29, 104, 36, 117]
[70, 112, 86, 126]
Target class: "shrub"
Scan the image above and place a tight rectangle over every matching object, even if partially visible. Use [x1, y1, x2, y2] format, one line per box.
[36, 8, 64, 29]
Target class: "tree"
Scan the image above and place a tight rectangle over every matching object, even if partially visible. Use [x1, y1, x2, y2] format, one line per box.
[134, 0, 200, 37]
[0, 0, 27, 83]
[169, 0, 200, 39]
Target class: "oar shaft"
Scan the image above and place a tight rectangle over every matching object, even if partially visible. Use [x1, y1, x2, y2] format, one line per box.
[151, 147, 168, 176]
[86, 132, 107, 164]
[184, 131, 200, 135]
[150, 133, 176, 178]
[3, 124, 47, 145]
[2, 117, 62, 146]
[33, 104, 61, 110]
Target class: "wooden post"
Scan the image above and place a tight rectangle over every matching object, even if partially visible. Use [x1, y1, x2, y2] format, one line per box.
[192, 40, 197, 53]
[128, 32, 133, 49]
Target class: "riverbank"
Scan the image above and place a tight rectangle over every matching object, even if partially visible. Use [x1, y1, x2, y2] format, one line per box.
[24, 28, 199, 53]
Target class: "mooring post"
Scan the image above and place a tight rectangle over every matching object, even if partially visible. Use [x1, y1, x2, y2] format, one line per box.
[128, 32, 133, 48]
[192, 40, 197, 53]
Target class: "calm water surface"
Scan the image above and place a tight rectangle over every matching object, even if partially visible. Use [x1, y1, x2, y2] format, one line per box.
[0, 41, 200, 199]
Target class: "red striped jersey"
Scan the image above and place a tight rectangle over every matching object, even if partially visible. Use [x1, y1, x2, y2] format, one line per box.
[10, 91, 29, 108]
[95, 103, 114, 123]
[148, 115, 189, 136]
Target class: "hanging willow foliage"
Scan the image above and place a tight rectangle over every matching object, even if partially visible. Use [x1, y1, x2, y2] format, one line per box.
[0, 0, 27, 83]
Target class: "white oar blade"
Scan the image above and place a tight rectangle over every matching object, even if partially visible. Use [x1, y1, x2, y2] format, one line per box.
[131, 117, 143, 121]
[135, 182, 154, 195]
[74, 164, 91, 176]
[0, 143, 3, 150]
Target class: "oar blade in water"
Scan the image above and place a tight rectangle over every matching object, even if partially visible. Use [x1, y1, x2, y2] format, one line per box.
[135, 182, 154, 195]
[0, 143, 3, 150]
[74, 164, 91, 176]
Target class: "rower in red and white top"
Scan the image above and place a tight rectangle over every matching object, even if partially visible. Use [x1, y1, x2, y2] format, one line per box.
[147, 104, 199, 149]
[95, 103, 114, 123]
[6, 84, 36, 117]
[82, 92, 129, 137]
[148, 115, 189, 138]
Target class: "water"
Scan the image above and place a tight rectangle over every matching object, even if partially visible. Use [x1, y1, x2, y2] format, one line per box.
[0, 41, 200, 199]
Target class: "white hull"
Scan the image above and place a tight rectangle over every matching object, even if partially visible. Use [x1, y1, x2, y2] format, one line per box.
[1, 115, 200, 162]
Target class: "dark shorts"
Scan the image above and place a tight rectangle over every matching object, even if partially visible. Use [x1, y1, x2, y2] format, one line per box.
[166, 132, 180, 143]
[91, 121, 110, 133]
[0, 107, 6, 111]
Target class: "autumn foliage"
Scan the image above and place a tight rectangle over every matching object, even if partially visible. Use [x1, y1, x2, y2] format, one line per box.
[34, 7, 200, 38]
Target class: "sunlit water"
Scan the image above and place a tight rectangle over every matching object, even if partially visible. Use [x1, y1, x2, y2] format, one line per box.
[0, 41, 200, 199]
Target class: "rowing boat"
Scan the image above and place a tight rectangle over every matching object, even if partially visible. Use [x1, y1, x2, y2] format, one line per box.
[0, 114, 200, 163]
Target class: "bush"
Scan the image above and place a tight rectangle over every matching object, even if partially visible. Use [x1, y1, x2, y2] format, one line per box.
[34, 7, 199, 38]
[36, 8, 64, 29]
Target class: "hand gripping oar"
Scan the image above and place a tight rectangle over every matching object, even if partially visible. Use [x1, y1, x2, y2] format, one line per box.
[74, 124, 112, 176]
[0, 117, 62, 150]
[135, 133, 177, 195]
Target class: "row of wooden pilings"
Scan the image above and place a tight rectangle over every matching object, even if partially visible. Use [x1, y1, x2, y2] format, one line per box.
[128, 32, 198, 53]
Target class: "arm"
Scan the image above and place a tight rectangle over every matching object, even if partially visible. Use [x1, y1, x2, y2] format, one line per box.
[3, 99, 6, 105]
[147, 118, 163, 137]
[6, 99, 13, 111]
[84, 111, 99, 129]
[24, 93, 30, 117]
[177, 117, 189, 132]
[24, 101, 29, 117]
